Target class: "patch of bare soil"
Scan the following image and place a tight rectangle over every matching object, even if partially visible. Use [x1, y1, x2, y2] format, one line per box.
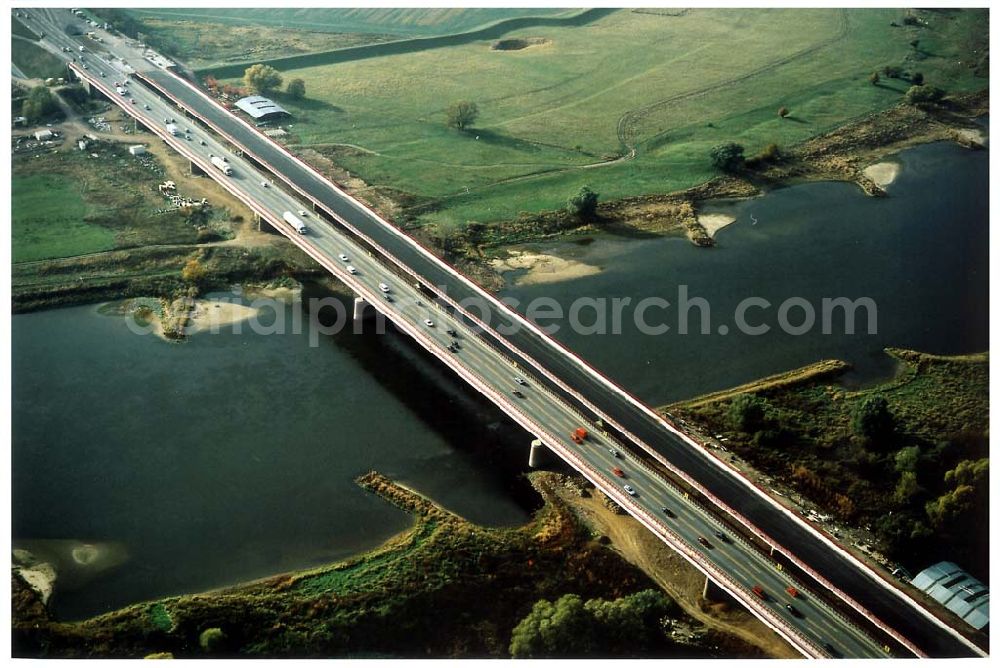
[295, 146, 403, 222]
[140, 139, 257, 223]
[537, 472, 799, 659]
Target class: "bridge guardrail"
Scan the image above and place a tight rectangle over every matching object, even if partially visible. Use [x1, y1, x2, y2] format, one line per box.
[120, 65, 936, 657]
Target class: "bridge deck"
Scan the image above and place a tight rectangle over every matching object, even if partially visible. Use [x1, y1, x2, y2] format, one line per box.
[137, 67, 978, 659]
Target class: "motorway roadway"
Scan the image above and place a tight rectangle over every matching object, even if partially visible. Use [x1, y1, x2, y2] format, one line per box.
[131, 71, 981, 658]
[20, 8, 981, 658]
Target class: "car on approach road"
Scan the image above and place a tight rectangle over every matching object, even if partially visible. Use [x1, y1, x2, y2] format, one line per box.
[297, 209, 309, 217]
[383, 293, 393, 303]
[622, 484, 637, 497]
[144, 104, 150, 110]
[609, 448, 620, 458]
[514, 376, 526, 385]
[697, 536, 713, 549]
[713, 530, 729, 543]
[785, 603, 802, 617]
[338, 254, 349, 262]
[446, 329, 458, 337]
[423, 319, 434, 327]
[261, 181, 269, 188]
[786, 586, 799, 598]
[751, 585, 768, 600]
[612, 467, 625, 478]
[512, 389, 525, 398]
[660, 506, 675, 518]
[345, 265, 357, 275]
[378, 282, 390, 293]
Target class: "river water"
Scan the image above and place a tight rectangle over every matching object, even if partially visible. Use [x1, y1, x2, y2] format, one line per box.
[502, 141, 988, 405]
[12, 290, 534, 620]
[11, 140, 988, 619]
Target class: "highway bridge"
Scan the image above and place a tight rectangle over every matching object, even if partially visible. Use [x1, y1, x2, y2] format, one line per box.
[20, 8, 985, 659]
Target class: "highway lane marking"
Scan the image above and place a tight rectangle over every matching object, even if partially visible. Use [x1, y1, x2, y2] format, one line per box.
[55, 24, 888, 656]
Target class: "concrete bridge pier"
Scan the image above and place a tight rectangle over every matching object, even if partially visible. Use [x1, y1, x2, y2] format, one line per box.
[353, 296, 374, 321]
[352, 296, 386, 334]
[528, 439, 548, 468]
[255, 212, 276, 233]
[190, 160, 206, 177]
[702, 575, 725, 601]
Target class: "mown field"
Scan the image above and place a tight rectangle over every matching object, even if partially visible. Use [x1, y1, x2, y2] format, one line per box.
[12, 146, 197, 263]
[126, 8, 576, 38]
[12, 174, 114, 263]
[204, 8, 986, 231]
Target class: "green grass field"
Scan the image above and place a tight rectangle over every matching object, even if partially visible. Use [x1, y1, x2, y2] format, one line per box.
[125, 18, 397, 70]
[127, 8, 576, 38]
[12, 174, 115, 263]
[12, 146, 205, 263]
[11, 17, 40, 41]
[205, 8, 984, 230]
[12, 39, 67, 80]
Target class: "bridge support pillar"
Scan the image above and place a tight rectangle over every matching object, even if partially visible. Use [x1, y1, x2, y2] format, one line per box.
[256, 212, 276, 233]
[702, 576, 735, 603]
[528, 439, 548, 468]
[353, 297, 374, 321]
[190, 160, 206, 177]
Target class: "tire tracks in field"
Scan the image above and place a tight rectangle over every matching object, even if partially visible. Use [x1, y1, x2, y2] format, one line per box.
[421, 9, 852, 210]
[616, 9, 851, 153]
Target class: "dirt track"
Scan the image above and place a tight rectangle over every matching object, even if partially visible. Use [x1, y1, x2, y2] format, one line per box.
[541, 473, 799, 659]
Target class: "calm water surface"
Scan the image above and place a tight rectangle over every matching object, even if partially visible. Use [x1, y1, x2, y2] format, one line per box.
[12, 140, 987, 619]
[12, 293, 533, 620]
[502, 141, 988, 404]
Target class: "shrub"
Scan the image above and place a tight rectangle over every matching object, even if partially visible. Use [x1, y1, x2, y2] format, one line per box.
[709, 142, 745, 172]
[910, 71, 924, 85]
[869, 71, 881, 86]
[445, 101, 479, 130]
[22, 85, 59, 123]
[243, 63, 283, 95]
[727, 393, 768, 433]
[904, 85, 944, 106]
[758, 143, 782, 162]
[286, 78, 306, 99]
[199, 627, 226, 653]
[852, 394, 896, 444]
[181, 258, 207, 284]
[882, 65, 903, 78]
[777, 106, 789, 118]
[566, 185, 599, 219]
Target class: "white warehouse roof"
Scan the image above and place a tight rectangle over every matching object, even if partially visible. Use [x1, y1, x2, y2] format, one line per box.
[235, 95, 289, 120]
[911, 561, 989, 631]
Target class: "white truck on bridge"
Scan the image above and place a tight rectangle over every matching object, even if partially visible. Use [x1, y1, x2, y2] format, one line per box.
[210, 155, 233, 176]
[166, 123, 179, 136]
[283, 211, 308, 235]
